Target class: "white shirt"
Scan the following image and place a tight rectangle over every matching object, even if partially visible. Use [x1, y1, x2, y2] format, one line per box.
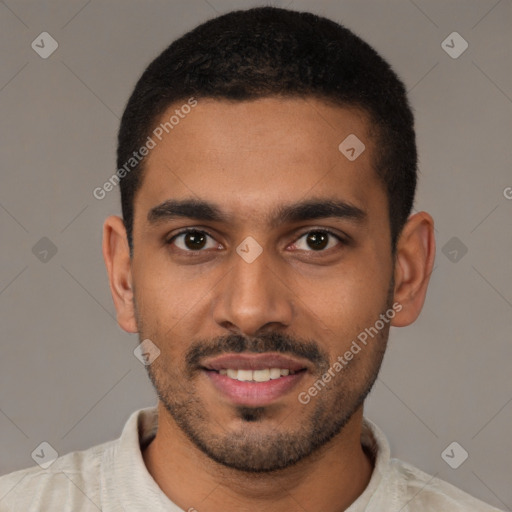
[0, 406, 503, 511]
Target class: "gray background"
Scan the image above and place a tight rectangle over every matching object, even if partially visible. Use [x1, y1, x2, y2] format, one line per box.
[0, 0, 511, 509]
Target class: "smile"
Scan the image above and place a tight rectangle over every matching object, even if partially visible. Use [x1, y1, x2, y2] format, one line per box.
[201, 353, 309, 406]
[217, 368, 296, 382]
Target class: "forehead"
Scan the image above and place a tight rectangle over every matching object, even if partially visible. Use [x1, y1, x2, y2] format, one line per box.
[135, 97, 385, 227]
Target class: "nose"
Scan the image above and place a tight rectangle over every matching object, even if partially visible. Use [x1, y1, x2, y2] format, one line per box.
[211, 246, 295, 337]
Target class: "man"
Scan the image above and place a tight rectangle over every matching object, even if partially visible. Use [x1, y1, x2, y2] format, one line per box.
[0, 6, 503, 511]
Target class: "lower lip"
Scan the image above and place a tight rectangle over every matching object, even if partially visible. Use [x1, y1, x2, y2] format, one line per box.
[204, 370, 306, 407]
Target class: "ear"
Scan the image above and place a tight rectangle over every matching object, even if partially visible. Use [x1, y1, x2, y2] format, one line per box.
[391, 211, 436, 327]
[102, 215, 138, 333]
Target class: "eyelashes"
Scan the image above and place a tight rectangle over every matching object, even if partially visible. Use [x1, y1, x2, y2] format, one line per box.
[166, 227, 347, 254]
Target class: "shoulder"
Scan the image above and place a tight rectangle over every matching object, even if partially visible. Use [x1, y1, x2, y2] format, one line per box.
[361, 418, 503, 511]
[387, 457, 504, 511]
[0, 439, 116, 511]
[0, 407, 154, 512]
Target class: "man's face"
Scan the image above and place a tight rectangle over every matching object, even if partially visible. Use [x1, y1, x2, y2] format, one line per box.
[130, 97, 395, 472]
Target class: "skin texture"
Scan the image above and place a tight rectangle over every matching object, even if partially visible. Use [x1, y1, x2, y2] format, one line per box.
[102, 97, 435, 511]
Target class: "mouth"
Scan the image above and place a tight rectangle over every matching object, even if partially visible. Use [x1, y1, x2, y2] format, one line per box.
[201, 353, 309, 407]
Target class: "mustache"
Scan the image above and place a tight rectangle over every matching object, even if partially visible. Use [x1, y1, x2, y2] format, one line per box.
[186, 331, 330, 373]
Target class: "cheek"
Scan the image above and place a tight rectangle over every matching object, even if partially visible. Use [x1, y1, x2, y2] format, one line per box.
[298, 260, 390, 345]
[133, 265, 217, 362]
[134, 255, 200, 321]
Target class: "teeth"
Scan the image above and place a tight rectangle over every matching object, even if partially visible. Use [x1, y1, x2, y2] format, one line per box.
[269, 368, 282, 379]
[253, 369, 270, 382]
[217, 368, 296, 382]
[237, 369, 253, 382]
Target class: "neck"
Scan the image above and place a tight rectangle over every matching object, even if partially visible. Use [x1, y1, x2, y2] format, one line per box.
[142, 402, 374, 512]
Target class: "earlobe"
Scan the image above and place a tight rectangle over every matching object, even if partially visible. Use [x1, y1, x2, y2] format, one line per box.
[102, 216, 138, 333]
[391, 212, 436, 327]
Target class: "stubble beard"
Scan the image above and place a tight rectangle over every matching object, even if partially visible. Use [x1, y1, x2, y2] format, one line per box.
[136, 287, 393, 473]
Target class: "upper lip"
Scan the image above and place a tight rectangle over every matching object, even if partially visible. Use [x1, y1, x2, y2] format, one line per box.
[201, 353, 309, 372]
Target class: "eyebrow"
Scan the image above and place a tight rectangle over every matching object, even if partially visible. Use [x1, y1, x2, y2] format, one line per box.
[147, 197, 367, 228]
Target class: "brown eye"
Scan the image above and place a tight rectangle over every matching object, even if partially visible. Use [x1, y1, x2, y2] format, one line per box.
[293, 230, 343, 252]
[167, 230, 216, 251]
[306, 231, 329, 250]
[183, 231, 207, 250]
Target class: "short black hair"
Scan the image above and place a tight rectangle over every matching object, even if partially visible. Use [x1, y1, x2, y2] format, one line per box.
[117, 6, 417, 254]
